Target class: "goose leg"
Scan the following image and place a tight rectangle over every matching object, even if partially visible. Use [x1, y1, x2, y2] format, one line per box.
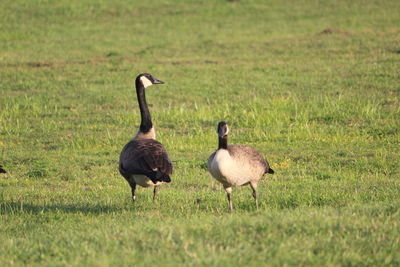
[130, 182, 137, 202]
[224, 187, 233, 212]
[153, 185, 159, 201]
[250, 182, 258, 210]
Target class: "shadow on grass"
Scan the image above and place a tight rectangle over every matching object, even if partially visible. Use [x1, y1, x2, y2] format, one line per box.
[0, 201, 124, 215]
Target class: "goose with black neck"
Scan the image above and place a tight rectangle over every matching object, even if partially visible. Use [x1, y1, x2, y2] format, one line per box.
[207, 121, 274, 212]
[119, 73, 173, 202]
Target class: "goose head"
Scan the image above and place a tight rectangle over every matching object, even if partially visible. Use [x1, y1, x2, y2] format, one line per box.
[136, 73, 164, 89]
[217, 121, 229, 138]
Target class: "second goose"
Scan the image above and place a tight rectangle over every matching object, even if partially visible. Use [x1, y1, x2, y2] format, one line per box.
[207, 121, 274, 212]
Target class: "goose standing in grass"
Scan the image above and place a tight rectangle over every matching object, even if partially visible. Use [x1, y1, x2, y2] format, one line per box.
[119, 73, 173, 201]
[207, 121, 274, 212]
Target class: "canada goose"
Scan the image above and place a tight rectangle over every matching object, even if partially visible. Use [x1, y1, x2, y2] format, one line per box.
[207, 121, 274, 212]
[119, 73, 173, 201]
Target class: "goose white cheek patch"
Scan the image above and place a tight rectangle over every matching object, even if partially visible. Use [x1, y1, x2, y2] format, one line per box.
[140, 76, 153, 88]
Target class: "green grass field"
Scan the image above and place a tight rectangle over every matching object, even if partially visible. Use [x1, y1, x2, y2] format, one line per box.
[1, 0, 399, 265]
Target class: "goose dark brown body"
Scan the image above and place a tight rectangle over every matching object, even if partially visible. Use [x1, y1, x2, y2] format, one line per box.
[119, 139, 173, 185]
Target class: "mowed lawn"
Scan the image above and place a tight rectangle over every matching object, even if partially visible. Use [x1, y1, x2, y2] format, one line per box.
[1, 0, 399, 265]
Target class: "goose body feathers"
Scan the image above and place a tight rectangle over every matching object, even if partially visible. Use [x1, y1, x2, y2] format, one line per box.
[208, 145, 269, 187]
[119, 138, 173, 187]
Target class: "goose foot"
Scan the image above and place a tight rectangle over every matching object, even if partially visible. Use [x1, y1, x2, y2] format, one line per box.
[250, 182, 259, 211]
[225, 187, 233, 212]
[153, 186, 159, 201]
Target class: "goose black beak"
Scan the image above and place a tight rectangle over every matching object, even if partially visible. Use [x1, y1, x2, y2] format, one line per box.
[153, 78, 164, 84]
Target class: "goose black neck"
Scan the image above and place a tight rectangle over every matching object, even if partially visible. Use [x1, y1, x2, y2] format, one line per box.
[135, 80, 153, 133]
[218, 136, 228, 149]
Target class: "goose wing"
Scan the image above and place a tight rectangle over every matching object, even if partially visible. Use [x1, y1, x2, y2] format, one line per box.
[228, 145, 271, 173]
[207, 151, 217, 170]
[119, 139, 173, 183]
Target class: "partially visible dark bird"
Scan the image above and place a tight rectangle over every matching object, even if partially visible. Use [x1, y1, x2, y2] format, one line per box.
[119, 73, 173, 201]
[0, 165, 6, 173]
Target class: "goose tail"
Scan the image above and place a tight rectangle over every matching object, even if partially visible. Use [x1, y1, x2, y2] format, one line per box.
[149, 171, 171, 184]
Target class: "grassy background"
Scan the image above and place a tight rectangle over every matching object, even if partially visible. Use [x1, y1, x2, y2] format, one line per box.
[1, 0, 399, 265]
